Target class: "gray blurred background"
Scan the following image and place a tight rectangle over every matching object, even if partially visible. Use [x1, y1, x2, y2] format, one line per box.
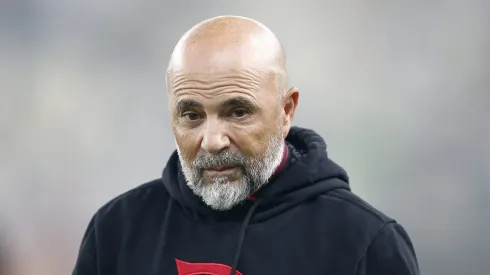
[1, 1, 489, 275]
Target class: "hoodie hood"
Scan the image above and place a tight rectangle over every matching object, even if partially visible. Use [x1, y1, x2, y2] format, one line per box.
[162, 126, 350, 223]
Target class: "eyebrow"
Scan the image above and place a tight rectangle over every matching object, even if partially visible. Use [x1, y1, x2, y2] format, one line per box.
[221, 96, 258, 110]
[175, 99, 202, 112]
[174, 96, 258, 113]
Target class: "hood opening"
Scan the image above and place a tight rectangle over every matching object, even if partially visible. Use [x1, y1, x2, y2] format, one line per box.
[162, 126, 349, 222]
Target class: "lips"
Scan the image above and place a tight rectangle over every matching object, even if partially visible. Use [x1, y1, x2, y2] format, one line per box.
[207, 165, 236, 172]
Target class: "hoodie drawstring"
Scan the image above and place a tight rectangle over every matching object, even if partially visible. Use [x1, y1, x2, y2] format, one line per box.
[154, 198, 261, 275]
[229, 199, 262, 275]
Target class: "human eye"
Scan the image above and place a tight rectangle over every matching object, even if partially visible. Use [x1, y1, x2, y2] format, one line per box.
[230, 108, 250, 118]
[181, 111, 203, 121]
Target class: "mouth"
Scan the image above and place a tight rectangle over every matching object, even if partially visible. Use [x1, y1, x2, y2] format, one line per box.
[202, 165, 240, 177]
[206, 165, 236, 172]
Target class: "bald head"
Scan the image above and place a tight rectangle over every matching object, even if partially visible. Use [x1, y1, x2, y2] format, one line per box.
[167, 16, 288, 92]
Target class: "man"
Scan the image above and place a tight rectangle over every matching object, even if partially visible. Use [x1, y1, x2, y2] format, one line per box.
[73, 15, 419, 275]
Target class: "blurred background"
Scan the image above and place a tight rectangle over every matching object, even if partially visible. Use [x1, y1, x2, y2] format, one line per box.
[0, 1, 489, 274]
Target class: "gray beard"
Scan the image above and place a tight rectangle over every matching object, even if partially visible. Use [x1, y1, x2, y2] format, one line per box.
[176, 131, 285, 211]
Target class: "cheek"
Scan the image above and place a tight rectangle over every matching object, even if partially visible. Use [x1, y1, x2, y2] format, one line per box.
[173, 126, 201, 161]
[172, 122, 188, 139]
[230, 121, 276, 157]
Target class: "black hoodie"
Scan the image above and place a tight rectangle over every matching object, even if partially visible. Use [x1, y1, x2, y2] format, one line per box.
[72, 127, 419, 275]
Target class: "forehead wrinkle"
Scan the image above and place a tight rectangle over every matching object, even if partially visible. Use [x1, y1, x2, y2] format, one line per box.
[167, 68, 280, 94]
[174, 88, 259, 104]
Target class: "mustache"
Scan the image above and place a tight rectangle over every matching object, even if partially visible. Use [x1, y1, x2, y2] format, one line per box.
[192, 150, 246, 169]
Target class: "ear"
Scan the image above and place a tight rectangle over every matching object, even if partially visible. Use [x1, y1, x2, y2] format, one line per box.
[281, 87, 299, 137]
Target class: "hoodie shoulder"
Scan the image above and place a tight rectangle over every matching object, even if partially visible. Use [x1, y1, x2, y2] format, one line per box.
[325, 188, 394, 224]
[314, 188, 396, 256]
[73, 179, 169, 275]
[317, 188, 419, 274]
[95, 178, 169, 222]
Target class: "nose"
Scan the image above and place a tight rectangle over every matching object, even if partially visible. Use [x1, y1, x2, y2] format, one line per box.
[200, 119, 230, 154]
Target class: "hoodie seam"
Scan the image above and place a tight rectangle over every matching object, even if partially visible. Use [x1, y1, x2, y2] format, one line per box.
[354, 221, 395, 275]
[325, 192, 393, 223]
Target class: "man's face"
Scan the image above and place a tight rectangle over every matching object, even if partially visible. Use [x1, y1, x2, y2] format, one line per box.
[168, 69, 286, 210]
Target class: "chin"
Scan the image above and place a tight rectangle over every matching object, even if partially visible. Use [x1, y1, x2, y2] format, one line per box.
[194, 177, 251, 211]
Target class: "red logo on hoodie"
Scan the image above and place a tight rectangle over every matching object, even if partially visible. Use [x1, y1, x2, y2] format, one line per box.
[175, 259, 243, 275]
